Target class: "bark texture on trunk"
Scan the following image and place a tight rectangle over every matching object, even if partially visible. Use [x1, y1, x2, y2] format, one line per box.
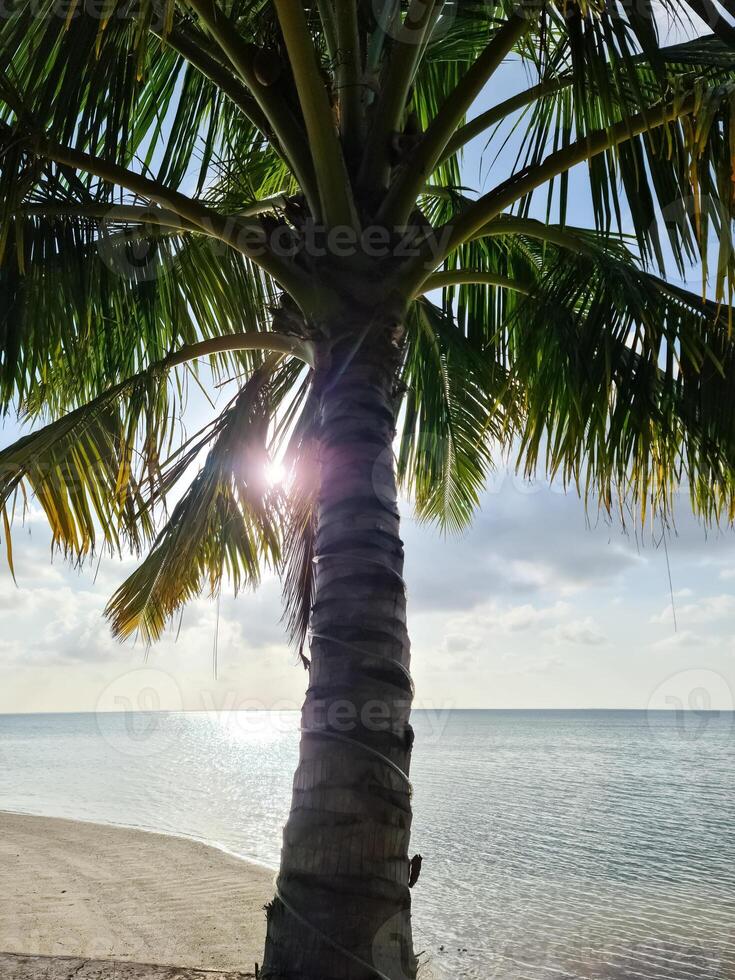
[261, 318, 417, 980]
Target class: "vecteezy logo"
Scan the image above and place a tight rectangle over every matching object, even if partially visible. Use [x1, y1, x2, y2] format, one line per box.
[94, 667, 183, 758]
[646, 668, 734, 746]
[96, 205, 176, 283]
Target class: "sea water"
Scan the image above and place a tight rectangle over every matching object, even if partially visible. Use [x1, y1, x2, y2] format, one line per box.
[0, 709, 733, 979]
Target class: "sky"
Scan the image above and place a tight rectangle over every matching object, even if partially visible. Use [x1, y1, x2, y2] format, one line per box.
[2, 462, 735, 714]
[1, 7, 734, 714]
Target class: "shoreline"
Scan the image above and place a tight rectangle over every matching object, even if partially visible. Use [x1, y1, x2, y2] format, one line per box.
[0, 806, 279, 877]
[0, 811, 274, 975]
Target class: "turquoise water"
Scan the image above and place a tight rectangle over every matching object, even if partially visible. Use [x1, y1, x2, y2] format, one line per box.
[0, 709, 733, 979]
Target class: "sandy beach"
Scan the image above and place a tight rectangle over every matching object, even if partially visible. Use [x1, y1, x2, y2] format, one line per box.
[0, 811, 274, 978]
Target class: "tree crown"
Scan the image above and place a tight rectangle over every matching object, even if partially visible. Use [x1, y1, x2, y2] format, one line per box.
[2, 0, 735, 645]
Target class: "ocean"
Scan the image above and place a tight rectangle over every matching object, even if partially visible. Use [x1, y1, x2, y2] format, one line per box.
[0, 709, 733, 980]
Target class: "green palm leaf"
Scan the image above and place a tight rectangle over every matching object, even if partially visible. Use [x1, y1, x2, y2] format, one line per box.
[501, 230, 735, 523]
[398, 297, 517, 531]
[105, 363, 281, 642]
[0, 366, 167, 561]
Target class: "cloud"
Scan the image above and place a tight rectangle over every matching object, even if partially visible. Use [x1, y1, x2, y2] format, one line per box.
[0, 582, 119, 664]
[403, 483, 645, 613]
[651, 594, 735, 627]
[0, 492, 290, 676]
[652, 630, 715, 652]
[442, 633, 478, 654]
[436, 600, 608, 659]
[548, 619, 608, 646]
[494, 601, 571, 632]
[445, 600, 570, 638]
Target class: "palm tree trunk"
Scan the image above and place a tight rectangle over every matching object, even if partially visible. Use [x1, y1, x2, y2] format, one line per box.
[261, 318, 417, 980]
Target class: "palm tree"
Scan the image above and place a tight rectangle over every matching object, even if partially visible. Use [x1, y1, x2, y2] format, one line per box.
[2, 0, 735, 976]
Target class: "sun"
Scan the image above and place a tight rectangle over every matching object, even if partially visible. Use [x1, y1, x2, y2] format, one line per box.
[264, 459, 286, 487]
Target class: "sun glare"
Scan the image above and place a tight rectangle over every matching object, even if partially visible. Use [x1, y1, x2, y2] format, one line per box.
[265, 460, 286, 487]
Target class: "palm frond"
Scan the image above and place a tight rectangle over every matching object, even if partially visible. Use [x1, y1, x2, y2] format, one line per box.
[506, 32, 735, 284]
[279, 393, 320, 661]
[501, 234, 735, 524]
[0, 210, 278, 415]
[105, 364, 282, 643]
[0, 366, 169, 561]
[398, 298, 517, 531]
[0, 0, 268, 188]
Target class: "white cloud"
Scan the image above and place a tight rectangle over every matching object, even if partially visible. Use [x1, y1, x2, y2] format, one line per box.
[652, 630, 715, 652]
[547, 618, 608, 646]
[437, 601, 607, 657]
[441, 633, 478, 654]
[651, 594, 735, 627]
[443, 600, 570, 640]
[403, 483, 648, 614]
[497, 601, 570, 632]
